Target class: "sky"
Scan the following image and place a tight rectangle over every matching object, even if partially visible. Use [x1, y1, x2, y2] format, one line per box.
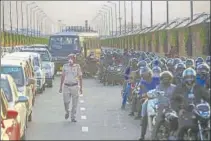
[1, 1, 210, 33]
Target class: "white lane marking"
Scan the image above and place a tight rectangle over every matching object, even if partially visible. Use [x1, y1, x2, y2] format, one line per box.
[79, 100, 84, 103]
[80, 107, 86, 111]
[82, 126, 88, 132]
[81, 115, 87, 120]
[79, 94, 83, 97]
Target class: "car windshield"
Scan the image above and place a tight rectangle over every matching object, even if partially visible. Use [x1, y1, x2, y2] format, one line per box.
[1, 66, 24, 87]
[49, 36, 79, 49]
[0, 79, 13, 102]
[21, 50, 50, 61]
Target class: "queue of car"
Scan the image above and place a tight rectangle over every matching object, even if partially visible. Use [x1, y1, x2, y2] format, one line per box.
[1, 44, 55, 140]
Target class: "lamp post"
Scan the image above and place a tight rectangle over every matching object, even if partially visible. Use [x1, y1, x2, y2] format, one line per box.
[108, 1, 117, 36]
[118, 1, 122, 35]
[102, 6, 112, 36]
[124, 1, 127, 33]
[131, 1, 134, 32]
[101, 8, 110, 36]
[40, 13, 47, 36]
[33, 8, 41, 37]
[16, 1, 19, 45]
[9, 1, 13, 47]
[99, 10, 107, 36]
[140, 1, 143, 30]
[36, 10, 43, 37]
[26, 2, 35, 38]
[2, 1, 5, 47]
[31, 6, 38, 37]
[150, 0, 153, 27]
[104, 5, 113, 36]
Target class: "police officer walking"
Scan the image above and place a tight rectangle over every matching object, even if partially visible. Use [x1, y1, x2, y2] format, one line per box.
[59, 54, 83, 122]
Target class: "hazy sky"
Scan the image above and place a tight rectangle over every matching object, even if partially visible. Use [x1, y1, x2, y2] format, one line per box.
[1, 1, 210, 32]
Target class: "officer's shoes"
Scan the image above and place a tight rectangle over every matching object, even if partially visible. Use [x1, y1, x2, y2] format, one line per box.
[71, 119, 77, 122]
[138, 137, 144, 140]
[129, 112, 134, 116]
[65, 113, 69, 120]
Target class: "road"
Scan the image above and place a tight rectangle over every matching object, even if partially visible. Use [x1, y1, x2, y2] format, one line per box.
[26, 77, 141, 140]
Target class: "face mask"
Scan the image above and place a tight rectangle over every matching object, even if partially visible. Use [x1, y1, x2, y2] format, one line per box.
[68, 59, 73, 65]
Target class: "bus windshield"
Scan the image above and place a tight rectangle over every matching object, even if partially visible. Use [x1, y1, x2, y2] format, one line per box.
[49, 36, 79, 49]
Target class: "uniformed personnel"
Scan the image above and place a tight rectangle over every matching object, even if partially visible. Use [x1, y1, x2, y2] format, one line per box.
[59, 54, 83, 122]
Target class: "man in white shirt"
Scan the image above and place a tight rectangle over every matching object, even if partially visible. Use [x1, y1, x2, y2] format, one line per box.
[59, 54, 83, 122]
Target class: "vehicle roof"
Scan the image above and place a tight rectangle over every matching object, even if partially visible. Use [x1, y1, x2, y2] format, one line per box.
[50, 31, 79, 36]
[18, 52, 40, 57]
[1, 58, 25, 66]
[1, 74, 8, 80]
[20, 47, 48, 51]
[29, 44, 48, 47]
[4, 52, 35, 58]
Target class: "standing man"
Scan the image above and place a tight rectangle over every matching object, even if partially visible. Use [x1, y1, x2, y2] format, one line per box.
[59, 54, 83, 122]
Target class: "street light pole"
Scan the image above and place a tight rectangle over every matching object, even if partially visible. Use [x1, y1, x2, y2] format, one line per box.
[166, 0, 169, 24]
[108, 1, 117, 36]
[124, 1, 127, 33]
[190, 0, 193, 21]
[16, 1, 19, 45]
[150, 0, 153, 27]
[99, 11, 107, 36]
[36, 10, 42, 37]
[2, 1, 5, 47]
[140, 1, 142, 30]
[118, 1, 121, 35]
[31, 6, 38, 37]
[131, 1, 134, 32]
[104, 5, 113, 36]
[102, 8, 110, 36]
[21, 1, 24, 44]
[33, 8, 40, 37]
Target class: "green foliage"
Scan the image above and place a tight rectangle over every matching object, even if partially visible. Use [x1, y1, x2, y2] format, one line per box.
[170, 30, 177, 46]
[160, 31, 166, 45]
[199, 25, 207, 47]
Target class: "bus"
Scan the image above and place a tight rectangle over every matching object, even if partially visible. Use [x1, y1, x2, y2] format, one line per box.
[48, 31, 81, 72]
[48, 30, 99, 72]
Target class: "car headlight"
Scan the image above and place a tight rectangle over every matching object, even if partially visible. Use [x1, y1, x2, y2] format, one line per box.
[117, 68, 121, 71]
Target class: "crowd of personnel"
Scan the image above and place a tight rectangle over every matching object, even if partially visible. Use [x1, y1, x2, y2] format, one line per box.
[95, 48, 210, 140]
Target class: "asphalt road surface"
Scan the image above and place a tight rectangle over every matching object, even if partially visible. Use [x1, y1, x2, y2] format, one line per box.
[26, 77, 141, 140]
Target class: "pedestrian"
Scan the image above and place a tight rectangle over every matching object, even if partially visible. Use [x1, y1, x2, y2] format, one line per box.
[59, 53, 83, 122]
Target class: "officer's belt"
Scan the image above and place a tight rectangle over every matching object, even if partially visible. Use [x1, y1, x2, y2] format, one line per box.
[64, 83, 78, 87]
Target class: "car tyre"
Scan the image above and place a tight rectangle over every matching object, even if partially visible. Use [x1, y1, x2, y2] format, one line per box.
[43, 84, 45, 91]
[28, 112, 32, 122]
[32, 96, 35, 106]
[48, 82, 53, 87]
[21, 124, 26, 140]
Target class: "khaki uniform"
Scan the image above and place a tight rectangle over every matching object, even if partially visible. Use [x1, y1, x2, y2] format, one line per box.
[62, 63, 82, 119]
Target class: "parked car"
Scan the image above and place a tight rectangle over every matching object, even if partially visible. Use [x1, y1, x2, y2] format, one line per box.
[20, 47, 55, 87]
[3, 52, 36, 98]
[1, 89, 20, 140]
[1, 59, 35, 124]
[1, 75, 29, 140]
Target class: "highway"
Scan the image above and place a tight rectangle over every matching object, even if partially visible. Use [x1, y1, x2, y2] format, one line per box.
[26, 77, 141, 140]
